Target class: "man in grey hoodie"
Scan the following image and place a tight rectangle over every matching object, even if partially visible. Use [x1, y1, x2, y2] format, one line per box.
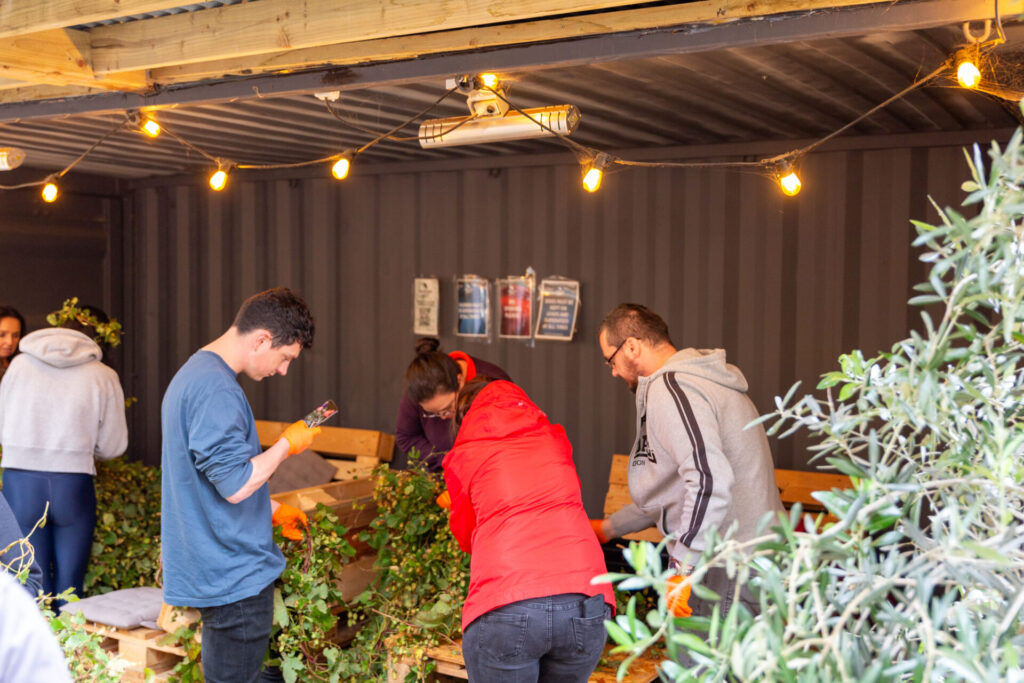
[595, 303, 783, 619]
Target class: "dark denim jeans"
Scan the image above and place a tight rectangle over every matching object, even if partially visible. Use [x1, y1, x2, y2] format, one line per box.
[462, 593, 609, 683]
[198, 581, 283, 683]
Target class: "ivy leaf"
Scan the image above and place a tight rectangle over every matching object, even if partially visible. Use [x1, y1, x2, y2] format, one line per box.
[274, 588, 289, 627]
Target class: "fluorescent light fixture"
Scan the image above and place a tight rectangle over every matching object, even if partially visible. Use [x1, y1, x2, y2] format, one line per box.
[419, 104, 581, 149]
[0, 147, 25, 170]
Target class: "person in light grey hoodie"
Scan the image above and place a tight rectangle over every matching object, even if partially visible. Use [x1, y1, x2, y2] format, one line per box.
[595, 303, 783, 621]
[0, 316, 128, 600]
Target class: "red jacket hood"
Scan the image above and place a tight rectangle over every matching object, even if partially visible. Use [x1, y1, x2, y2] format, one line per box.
[453, 381, 549, 445]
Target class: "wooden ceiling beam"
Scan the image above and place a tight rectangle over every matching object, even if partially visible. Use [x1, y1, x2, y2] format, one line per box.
[147, 0, 901, 85]
[87, 0, 670, 73]
[0, 28, 148, 91]
[0, 0, 1014, 119]
[0, 84, 104, 104]
[0, 1, 192, 39]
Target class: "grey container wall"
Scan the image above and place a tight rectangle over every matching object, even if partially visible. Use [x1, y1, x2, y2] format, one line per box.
[121, 139, 977, 515]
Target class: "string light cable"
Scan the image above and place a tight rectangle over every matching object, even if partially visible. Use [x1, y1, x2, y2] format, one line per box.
[0, 12, 1014, 198]
[0, 114, 131, 190]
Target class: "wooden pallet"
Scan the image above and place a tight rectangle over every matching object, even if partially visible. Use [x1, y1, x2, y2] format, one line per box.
[256, 420, 394, 481]
[387, 639, 662, 682]
[270, 477, 378, 528]
[604, 454, 854, 536]
[82, 621, 189, 682]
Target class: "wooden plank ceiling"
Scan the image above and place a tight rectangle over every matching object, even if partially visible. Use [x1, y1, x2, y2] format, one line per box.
[0, 0, 1020, 178]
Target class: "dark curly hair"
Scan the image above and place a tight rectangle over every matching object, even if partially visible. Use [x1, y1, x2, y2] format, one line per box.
[233, 288, 314, 349]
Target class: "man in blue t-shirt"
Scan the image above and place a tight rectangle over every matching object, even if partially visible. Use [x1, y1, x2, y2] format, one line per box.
[161, 288, 320, 683]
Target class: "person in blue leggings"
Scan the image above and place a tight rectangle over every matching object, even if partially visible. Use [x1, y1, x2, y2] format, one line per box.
[0, 307, 128, 600]
[2, 472, 98, 598]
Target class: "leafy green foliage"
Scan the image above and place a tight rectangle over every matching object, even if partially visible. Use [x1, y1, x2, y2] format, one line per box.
[43, 591, 130, 682]
[46, 296, 124, 347]
[84, 459, 162, 594]
[159, 618, 203, 683]
[334, 456, 471, 680]
[603, 119, 1024, 680]
[269, 502, 356, 682]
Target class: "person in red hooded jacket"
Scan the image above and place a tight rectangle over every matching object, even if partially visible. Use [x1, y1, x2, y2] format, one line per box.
[443, 377, 614, 683]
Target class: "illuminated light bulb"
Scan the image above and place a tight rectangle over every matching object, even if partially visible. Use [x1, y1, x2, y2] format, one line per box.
[582, 153, 610, 193]
[141, 118, 161, 137]
[957, 59, 981, 89]
[779, 171, 802, 197]
[331, 156, 351, 180]
[582, 166, 603, 193]
[479, 73, 498, 89]
[209, 169, 228, 191]
[41, 182, 58, 203]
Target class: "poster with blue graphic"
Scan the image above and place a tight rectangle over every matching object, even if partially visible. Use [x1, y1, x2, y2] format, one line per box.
[455, 275, 489, 338]
[534, 278, 579, 341]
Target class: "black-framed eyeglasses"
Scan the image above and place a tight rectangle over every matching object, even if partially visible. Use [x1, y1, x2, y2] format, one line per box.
[421, 395, 457, 419]
[604, 337, 630, 367]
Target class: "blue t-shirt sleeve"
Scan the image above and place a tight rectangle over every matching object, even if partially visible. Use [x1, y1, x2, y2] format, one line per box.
[188, 387, 255, 499]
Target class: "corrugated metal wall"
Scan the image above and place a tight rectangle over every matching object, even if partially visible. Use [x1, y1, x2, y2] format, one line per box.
[121, 138, 978, 515]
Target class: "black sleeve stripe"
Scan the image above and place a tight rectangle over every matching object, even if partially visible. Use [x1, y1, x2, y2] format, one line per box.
[663, 373, 713, 547]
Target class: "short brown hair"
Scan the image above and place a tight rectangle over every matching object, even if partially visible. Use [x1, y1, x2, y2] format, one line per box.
[599, 303, 673, 347]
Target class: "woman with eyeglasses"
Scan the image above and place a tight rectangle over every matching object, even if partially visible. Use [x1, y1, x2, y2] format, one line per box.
[396, 337, 509, 471]
[443, 377, 613, 682]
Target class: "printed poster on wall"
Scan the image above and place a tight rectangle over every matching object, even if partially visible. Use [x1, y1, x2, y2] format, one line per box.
[534, 278, 580, 341]
[455, 275, 489, 338]
[413, 277, 439, 336]
[498, 276, 534, 339]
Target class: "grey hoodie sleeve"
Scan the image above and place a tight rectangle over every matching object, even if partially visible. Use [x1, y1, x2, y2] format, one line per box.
[94, 370, 128, 461]
[606, 503, 656, 539]
[647, 376, 735, 565]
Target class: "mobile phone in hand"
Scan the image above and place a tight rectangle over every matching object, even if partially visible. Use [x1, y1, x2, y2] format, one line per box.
[303, 400, 339, 428]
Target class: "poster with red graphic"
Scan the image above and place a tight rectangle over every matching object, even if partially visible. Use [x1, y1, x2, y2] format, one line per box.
[498, 277, 533, 339]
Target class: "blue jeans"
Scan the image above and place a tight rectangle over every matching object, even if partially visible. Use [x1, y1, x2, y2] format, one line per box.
[462, 593, 609, 683]
[198, 581, 283, 683]
[2, 469, 96, 600]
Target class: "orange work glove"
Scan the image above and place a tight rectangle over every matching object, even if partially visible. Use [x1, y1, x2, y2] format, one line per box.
[436, 490, 452, 509]
[279, 420, 322, 456]
[272, 503, 308, 541]
[589, 519, 610, 544]
[666, 574, 693, 618]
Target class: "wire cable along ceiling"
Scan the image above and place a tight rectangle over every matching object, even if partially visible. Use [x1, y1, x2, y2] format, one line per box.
[0, 2, 1018, 198]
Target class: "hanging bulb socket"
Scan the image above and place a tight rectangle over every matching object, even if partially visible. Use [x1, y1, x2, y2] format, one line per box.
[41, 180, 59, 203]
[331, 153, 352, 180]
[582, 153, 611, 193]
[776, 161, 802, 197]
